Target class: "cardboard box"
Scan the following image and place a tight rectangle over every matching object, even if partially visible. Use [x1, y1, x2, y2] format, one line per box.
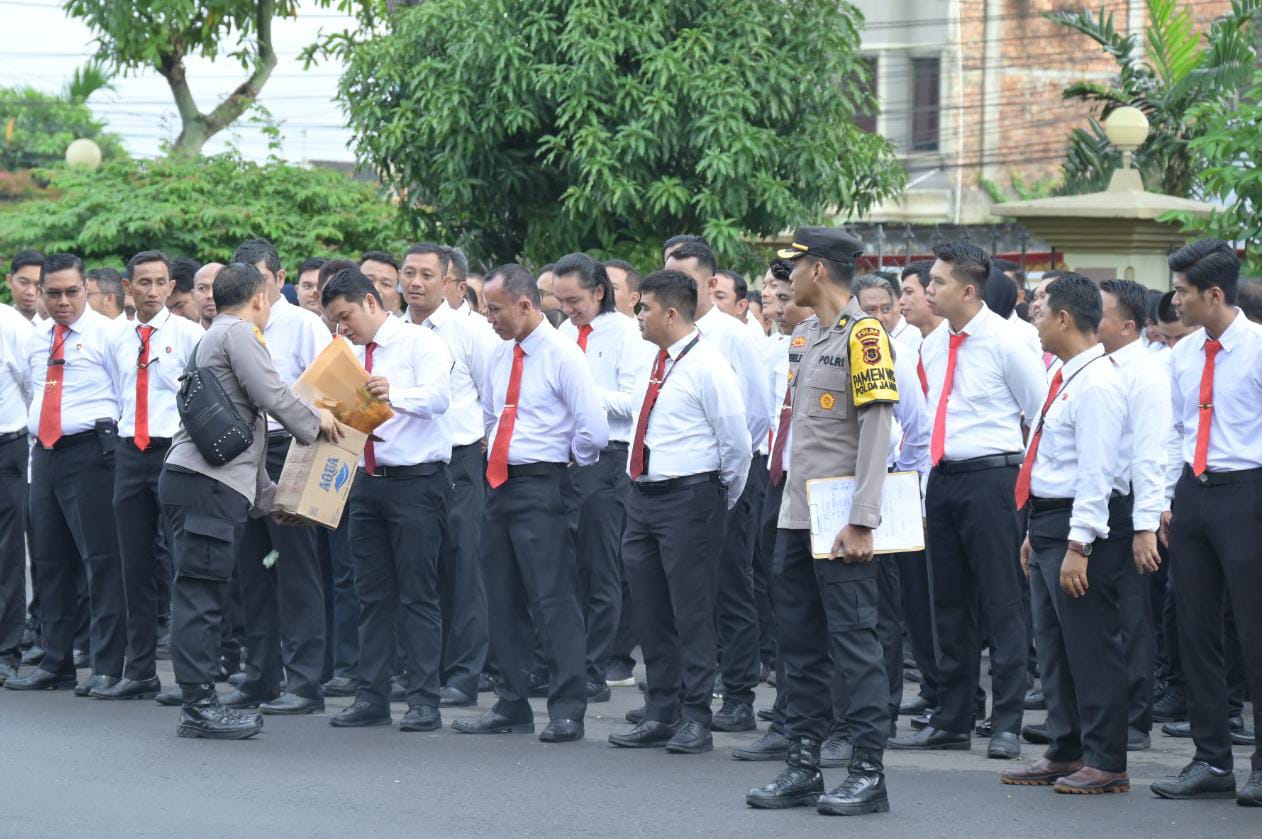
[273, 427, 369, 528]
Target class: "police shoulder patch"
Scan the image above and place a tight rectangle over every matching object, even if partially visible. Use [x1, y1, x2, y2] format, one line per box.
[848, 317, 898, 407]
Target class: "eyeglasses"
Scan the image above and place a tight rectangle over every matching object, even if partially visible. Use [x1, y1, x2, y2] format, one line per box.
[42, 287, 83, 300]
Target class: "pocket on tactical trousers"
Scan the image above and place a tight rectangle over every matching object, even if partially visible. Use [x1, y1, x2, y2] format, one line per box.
[179, 511, 237, 582]
[817, 563, 879, 630]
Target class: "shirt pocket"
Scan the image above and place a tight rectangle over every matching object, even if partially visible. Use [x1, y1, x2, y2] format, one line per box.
[803, 364, 850, 420]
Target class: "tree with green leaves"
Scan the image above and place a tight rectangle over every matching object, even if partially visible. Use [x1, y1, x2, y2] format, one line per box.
[1048, 0, 1259, 196]
[1, 61, 124, 171]
[314, 0, 901, 267]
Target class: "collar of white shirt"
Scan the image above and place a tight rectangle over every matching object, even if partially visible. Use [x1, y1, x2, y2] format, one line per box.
[519, 318, 551, 356]
[53, 305, 109, 337]
[421, 300, 452, 330]
[667, 329, 700, 360]
[1195, 308, 1250, 353]
[266, 294, 293, 329]
[137, 307, 174, 334]
[1060, 343, 1105, 379]
[1107, 336, 1147, 368]
[949, 302, 996, 338]
[371, 311, 405, 347]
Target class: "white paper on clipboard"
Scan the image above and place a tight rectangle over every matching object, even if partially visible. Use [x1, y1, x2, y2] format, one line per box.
[806, 471, 925, 559]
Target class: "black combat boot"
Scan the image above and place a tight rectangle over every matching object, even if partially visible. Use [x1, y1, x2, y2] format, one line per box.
[745, 737, 825, 809]
[177, 684, 263, 740]
[817, 747, 890, 816]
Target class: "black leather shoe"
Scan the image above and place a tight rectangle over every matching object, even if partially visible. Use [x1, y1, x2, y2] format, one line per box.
[987, 732, 1020, 759]
[221, 688, 273, 709]
[92, 676, 160, 700]
[1127, 728, 1151, 751]
[260, 693, 325, 715]
[1021, 723, 1050, 745]
[732, 730, 790, 761]
[910, 710, 934, 731]
[399, 705, 442, 732]
[625, 705, 646, 725]
[329, 699, 392, 728]
[712, 699, 756, 732]
[888, 726, 971, 751]
[73, 649, 89, 669]
[1232, 729, 1256, 747]
[0, 662, 15, 685]
[757, 707, 775, 722]
[609, 719, 678, 748]
[528, 672, 550, 698]
[975, 717, 994, 738]
[1151, 690, 1187, 722]
[19, 645, 45, 667]
[820, 737, 853, 768]
[452, 708, 535, 735]
[665, 721, 712, 754]
[817, 749, 890, 816]
[540, 718, 584, 743]
[75, 674, 119, 697]
[4, 668, 75, 691]
[438, 685, 476, 707]
[177, 690, 263, 740]
[477, 672, 495, 693]
[155, 686, 183, 706]
[586, 681, 611, 703]
[746, 738, 825, 809]
[1024, 689, 1047, 711]
[323, 676, 358, 697]
[1150, 760, 1237, 799]
[226, 672, 247, 688]
[899, 695, 931, 716]
[1239, 770, 1262, 807]
[1161, 720, 1192, 738]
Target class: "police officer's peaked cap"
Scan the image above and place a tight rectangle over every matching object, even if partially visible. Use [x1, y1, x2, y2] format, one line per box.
[776, 227, 864, 265]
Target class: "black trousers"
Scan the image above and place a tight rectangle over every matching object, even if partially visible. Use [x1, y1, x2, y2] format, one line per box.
[775, 528, 888, 752]
[830, 552, 904, 739]
[482, 467, 587, 721]
[1028, 496, 1131, 772]
[622, 476, 726, 725]
[162, 467, 249, 689]
[572, 447, 628, 686]
[29, 432, 125, 677]
[1119, 552, 1155, 733]
[0, 433, 28, 665]
[112, 439, 172, 681]
[753, 471, 782, 669]
[897, 549, 938, 706]
[349, 468, 449, 709]
[1169, 470, 1262, 771]
[439, 443, 489, 696]
[319, 512, 358, 682]
[236, 437, 326, 699]
[715, 454, 765, 705]
[925, 464, 1027, 736]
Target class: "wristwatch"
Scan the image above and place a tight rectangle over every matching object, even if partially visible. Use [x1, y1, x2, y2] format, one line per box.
[1067, 540, 1093, 557]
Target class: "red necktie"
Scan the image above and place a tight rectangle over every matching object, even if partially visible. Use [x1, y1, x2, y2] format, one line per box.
[38, 324, 69, 449]
[1192, 339, 1222, 476]
[134, 324, 155, 451]
[630, 349, 670, 480]
[768, 382, 793, 487]
[1043, 352, 1055, 370]
[929, 332, 968, 466]
[486, 344, 525, 488]
[1014, 368, 1064, 509]
[363, 341, 378, 475]
[577, 324, 593, 353]
[916, 351, 929, 397]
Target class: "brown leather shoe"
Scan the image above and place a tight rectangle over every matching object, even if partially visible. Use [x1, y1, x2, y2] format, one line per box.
[1001, 757, 1084, 786]
[1054, 766, 1130, 794]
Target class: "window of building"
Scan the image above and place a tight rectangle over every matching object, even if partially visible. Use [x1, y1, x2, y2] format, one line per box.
[911, 57, 940, 151]
[854, 55, 878, 134]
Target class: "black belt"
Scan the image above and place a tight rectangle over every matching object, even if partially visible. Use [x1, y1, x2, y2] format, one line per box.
[506, 462, 567, 479]
[1028, 496, 1073, 513]
[453, 442, 482, 455]
[603, 441, 629, 452]
[268, 430, 292, 440]
[1183, 464, 1262, 486]
[751, 452, 767, 463]
[360, 462, 444, 479]
[120, 436, 171, 449]
[934, 453, 1023, 475]
[0, 430, 26, 445]
[632, 471, 719, 496]
[36, 429, 98, 451]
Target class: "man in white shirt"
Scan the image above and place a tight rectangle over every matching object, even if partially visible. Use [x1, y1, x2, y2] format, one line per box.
[361, 250, 402, 317]
[293, 257, 325, 317]
[1152, 240, 1262, 806]
[6, 253, 127, 694]
[7, 249, 44, 324]
[0, 299, 34, 684]
[93, 251, 204, 701]
[890, 242, 1045, 758]
[453, 264, 608, 743]
[609, 269, 749, 755]
[1001, 272, 1130, 793]
[86, 268, 126, 321]
[402, 242, 497, 707]
[221, 238, 333, 716]
[666, 240, 771, 732]
[603, 259, 641, 320]
[192, 262, 222, 330]
[554, 253, 653, 702]
[319, 267, 454, 732]
[714, 268, 768, 346]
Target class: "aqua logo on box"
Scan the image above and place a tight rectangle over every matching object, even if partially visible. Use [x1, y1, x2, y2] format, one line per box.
[318, 457, 352, 493]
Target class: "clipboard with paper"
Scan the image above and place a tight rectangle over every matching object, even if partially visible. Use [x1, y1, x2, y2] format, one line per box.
[806, 471, 925, 559]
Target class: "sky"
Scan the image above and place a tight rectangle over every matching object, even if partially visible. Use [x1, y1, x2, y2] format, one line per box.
[0, 0, 359, 163]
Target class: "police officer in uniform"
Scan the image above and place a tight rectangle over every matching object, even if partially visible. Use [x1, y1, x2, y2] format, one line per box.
[746, 228, 897, 817]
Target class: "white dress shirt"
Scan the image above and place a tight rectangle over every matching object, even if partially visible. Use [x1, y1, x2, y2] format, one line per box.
[630, 330, 751, 505]
[922, 303, 1046, 460]
[0, 303, 34, 434]
[482, 319, 609, 466]
[1028, 344, 1126, 543]
[1107, 338, 1171, 532]
[696, 306, 772, 450]
[1008, 310, 1043, 359]
[1170, 309, 1262, 473]
[353, 315, 452, 466]
[455, 299, 491, 328]
[764, 331, 791, 460]
[263, 296, 332, 432]
[889, 345, 930, 477]
[408, 302, 498, 447]
[890, 315, 923, 356]
[742, 313, 768, 345]
[25, 307, 124, 438]
[560, 311, 654, 444]
[108, 307, 204, 439]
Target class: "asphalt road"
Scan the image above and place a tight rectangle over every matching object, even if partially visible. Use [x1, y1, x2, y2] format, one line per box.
[1, 663, 1258, 839]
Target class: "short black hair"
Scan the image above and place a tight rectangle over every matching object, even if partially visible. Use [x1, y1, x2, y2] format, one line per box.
[716, 269, 748, 300]
[40, 253, 84, 283]
[213, 262, 266, 310]
[9, 249, 44, 274]
[1237, 281, 1262, 325]
[991, 258, 1024, 283]
[1144, 289, 1163, 326]
[852, 273, 896, 304]
[86, 267, 125, 308]
[664, 234, 707, 253]
[901, 259, 932, 289]
[983, 264, 1018, 318]
[232, 237, 282, 275]
[1157, 290, 1179, 324]
[485, 263, 540, 308]
[1099, 279, 1148, 329]
[602, 259, 640, 291]
[666, 240, 717, 276]
[404, 242, 450, 274]
[538, 262, 556, 276]
[746, 290, 763, 304]
[769, 258, 794, 283]
[553, 252, 616, 314]
[464, 285, 479, 309]
[640, 269, 698, 322]
[444, 246, 469, 280]
[171, 257, 200, 293]
[1045, 272, 1102, 333]
[298, 257, 327, 276]
[932, 241, 990, 289]
[1168, 238, 1240, 304]
[125, 250, 172, 280]
[321, 266, 382, 310]
[361, 250, 399, 271]
[318, 258, 359, 292]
